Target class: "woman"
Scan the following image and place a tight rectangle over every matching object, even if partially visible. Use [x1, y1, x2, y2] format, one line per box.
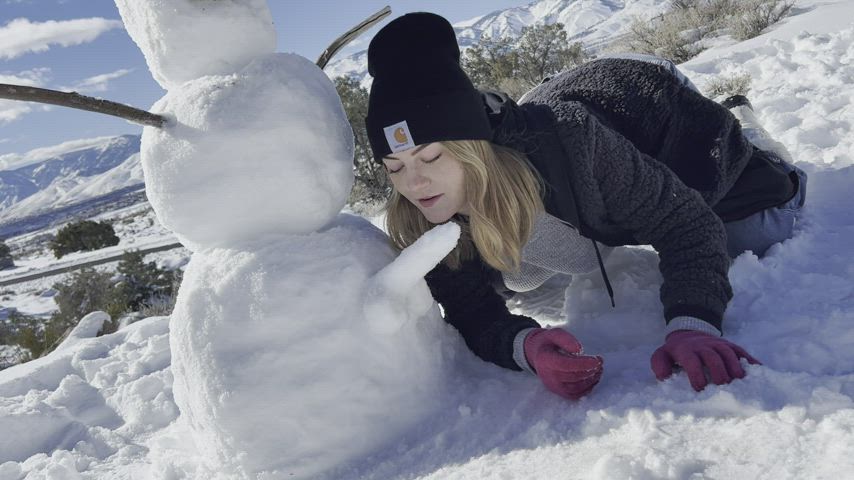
[364, 13, 806, 399]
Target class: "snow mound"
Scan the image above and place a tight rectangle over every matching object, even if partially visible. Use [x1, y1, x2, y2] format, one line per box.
[0, 316, 175, 472]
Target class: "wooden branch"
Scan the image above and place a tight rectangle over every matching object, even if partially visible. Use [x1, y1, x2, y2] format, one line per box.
[316, 5, 391, 69]
[0, 84, 166, 128]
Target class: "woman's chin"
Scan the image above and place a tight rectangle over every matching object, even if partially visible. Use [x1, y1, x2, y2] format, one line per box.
[422, 209, 454, 225]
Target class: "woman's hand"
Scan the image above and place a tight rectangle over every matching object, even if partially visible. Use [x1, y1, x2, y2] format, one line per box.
[651, 329, 761, 391]
[524, 328, 604, 400]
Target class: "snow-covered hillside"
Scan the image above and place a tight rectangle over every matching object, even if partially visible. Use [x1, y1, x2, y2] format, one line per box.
[1, 0, 853, 479]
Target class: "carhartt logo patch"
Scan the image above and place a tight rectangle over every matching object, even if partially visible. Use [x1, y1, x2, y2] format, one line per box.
[384, 120, 415, 153]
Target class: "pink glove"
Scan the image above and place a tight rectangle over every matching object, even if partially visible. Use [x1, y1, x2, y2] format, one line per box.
[524, 328, 604, 400]
[651, 329, 762, 391]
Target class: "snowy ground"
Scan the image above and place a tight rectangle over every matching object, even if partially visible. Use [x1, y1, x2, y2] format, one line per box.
[1, 1, 854, 479]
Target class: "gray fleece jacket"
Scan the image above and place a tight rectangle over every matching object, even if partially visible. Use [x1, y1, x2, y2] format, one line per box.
[426, 58, 790, 371]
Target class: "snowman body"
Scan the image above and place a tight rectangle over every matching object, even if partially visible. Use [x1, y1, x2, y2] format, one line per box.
[115, 1, 457, 477]
[171, 218, 452, 478]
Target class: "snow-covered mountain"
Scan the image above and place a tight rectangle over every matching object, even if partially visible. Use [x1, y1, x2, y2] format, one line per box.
[324, 0, 671, 86]
[0, 135, 144, 226]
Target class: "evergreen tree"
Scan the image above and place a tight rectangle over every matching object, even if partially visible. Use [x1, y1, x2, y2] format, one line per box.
[334, 75, 390, 208]
[461, 33, 518, 91]
[462, 22, 589, 100]
[47, 268, 122, 350]
[0, 241, 14, 270]
[515, 23, 589, 87]
[113, 250, 176, 312]
[50, 220, 120, 258]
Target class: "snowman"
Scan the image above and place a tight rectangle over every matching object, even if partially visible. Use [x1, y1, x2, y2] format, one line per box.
[113, 1, 459, 478]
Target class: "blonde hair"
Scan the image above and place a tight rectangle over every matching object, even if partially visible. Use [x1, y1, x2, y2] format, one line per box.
[385, 139, 544, 272]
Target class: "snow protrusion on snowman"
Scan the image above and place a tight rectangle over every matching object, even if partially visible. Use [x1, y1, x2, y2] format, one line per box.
[114, 1, 459, 478]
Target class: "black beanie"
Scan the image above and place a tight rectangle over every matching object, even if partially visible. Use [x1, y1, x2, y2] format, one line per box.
[365, 12, 492, 162]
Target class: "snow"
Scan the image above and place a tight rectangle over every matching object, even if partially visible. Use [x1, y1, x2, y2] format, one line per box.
[2, 0, 854, 479]
[142, 53, 354, 251]
[113, 0, 276, 90]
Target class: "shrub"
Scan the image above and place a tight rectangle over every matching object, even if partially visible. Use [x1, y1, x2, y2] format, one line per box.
[46, 268, 124, 353]
[3, 311, 48, 362]
[463, 22, 590, 100]
[622, 15, 707, 63]
[2, 253, 182, 362]
[50, 253, 179, 341]
[334, 75, 390, 208]
[113, 250, 178, 314]
[0, 347, 24, 370]
[618, 0, 735, 63]
[50, 220, 120, 258]
[731, 0, 795, 40]
[0, 313, 12, 345]
[704, 72, 753, 99]
[618, 0, 792, 63]
[0, 241, 14, 270]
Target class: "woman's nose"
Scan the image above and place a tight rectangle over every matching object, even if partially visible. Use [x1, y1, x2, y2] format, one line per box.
[405, 168, 429, 191]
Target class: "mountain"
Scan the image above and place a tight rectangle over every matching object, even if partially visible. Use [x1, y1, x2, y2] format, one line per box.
[324, 0, 671, 86]
[0, 135, 144, 236]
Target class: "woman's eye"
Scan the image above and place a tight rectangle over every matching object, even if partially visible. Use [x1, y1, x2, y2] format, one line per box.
[423, 153, 442, 163]
[387, 166, 402, 174]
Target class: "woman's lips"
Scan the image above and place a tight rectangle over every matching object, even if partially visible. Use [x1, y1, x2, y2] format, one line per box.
[418, 194, 442, 208]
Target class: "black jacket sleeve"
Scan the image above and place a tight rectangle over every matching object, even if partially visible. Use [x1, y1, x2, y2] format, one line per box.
[425, 259, 540, 370]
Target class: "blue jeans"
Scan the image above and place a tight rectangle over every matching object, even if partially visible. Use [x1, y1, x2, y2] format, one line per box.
[723, 159, 807, 258]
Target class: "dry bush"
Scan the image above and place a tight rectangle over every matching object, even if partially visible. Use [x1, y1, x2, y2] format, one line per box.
[619, 0, 792, 63]
[704, 72, 753, 99]
[621, 14, 706, 63]
[731, 0, 795, 40]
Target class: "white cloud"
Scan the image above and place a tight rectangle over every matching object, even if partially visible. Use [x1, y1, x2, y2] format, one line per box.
[60, 68, 133, 93]
[0, 68, 51, 124]
[0, 67, 51, 86]
[0, 100, 33, 123]
[0, 17, 123, 60]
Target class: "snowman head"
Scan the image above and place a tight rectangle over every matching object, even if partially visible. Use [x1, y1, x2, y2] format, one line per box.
[141, 53, 355, 250]
[115, 0, 356, 250]
[114, 0, 277, 90]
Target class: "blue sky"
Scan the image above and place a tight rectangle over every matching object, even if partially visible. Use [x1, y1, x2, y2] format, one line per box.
[0, 0, 529, 157]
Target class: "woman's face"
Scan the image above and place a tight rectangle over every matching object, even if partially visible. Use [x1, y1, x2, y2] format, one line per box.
[383, 142, 468, 224]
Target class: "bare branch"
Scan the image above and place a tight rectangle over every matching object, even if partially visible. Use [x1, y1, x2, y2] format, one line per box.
[0, 83, 166, 128]
[316, 5, 391, 69]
